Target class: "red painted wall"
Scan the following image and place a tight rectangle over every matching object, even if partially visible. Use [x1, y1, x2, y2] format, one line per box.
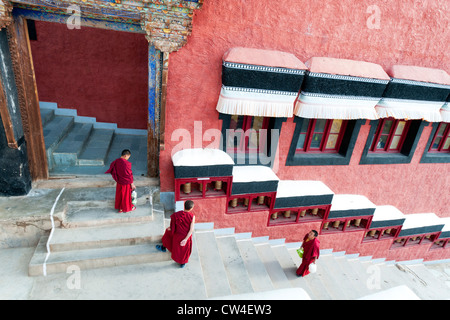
[160, 0, 450, 260]
[30, 21, 148, 129]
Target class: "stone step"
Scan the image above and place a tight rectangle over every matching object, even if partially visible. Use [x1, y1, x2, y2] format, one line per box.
[43, 115, 75, 170]
[78, 129, 115, 166]
[53, 122, 93, 167]
[254, 243, 291, 290]
[236, 239, 274, 292]
[49, 217, 164, 252]
[195, 231, 232, 298]
[62, 186, 153, 228]
[287, 248, 333, 299]
[40, 107, 55, 127]
[215, 235, 254, 295]
[270, 244, 315, 297]
[29, 236, 170, 276]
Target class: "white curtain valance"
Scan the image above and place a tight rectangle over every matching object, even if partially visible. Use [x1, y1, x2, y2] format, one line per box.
[216, 86, 296, 118]
[375, 98, 443, 122]
[293, 92, 380, 120]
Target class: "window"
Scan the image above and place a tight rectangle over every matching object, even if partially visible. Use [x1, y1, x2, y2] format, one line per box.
[370, 118, 410, 152]
[268, 205, 330, 226]
[287, 117, 363, 166]
[227, 192, 276, 214]
[296, 119, 347, 153]
[227, 115, 270, 154]
[321, 217, 372, 234]
[428, 122, 450, 153]
[360, 119, 426, 165]
[175, 177, 231, 201]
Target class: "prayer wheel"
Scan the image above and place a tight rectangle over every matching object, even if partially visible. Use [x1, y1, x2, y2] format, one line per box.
[323, 222, 329, 229]
[182, 182, 191, 194]
[214, 180, 222, 191]
[333, 220, 340, 229]
[284, 210, 291, 218]
[199, 183, 203, 192]
[244, 198, 249, 207]
[354, 219, 361, 227]
[369, 230, 377, 237]
[257, 196, 265, 205]
[311, 208, 318, 216]
[271, 212, 278, 220]
[300, 210, 306, 217]
[230, 198, 238, 208]
[346, 220, 351, 228]
[385, 229, 392, 236]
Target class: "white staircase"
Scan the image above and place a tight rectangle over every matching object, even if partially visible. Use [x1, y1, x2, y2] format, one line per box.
[192, 223, 450, 300]
[27, 186, 450, 299]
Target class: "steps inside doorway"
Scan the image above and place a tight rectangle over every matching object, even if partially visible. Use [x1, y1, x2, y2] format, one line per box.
[40, 102, 148, 176]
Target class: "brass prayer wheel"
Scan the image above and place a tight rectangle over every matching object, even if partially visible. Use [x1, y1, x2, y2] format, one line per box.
[199, 183, 203, 192]
[214, 180, 222, 191]
[230, 198, 238, 208]
[369, 230, 377, 237]
[311, 208, 318, 216]
[284, 210, 291, 218]
[354, 219, 361, 227]
[244, 198, 249, 207]
[271, 212, 278, 220]
[257, 196, 265, 205]
[323, 222, 329, 229]
[333, 220, 340, 228]
[300, 210, 306, 217]
[182, 182, 191, 194]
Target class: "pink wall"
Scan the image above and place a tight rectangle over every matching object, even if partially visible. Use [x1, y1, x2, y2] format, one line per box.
[160, 0, 449, 260]
[30, 21, 149, 129]
[161, 0, 449, 216]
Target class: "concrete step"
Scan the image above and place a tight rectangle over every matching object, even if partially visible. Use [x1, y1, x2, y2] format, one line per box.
[40, 107, 55, 127]
[53, 122, 93, 167]
[195, 231, 232, 298]
[287, 248, 333, 299]
[78, 129, 115, 166]
[43, 115, 75, 170]
[215, 235, 254, 295]
[236, 239, 274, 292]
[62, 187, 153, 228]
[29, 236, 170, 276]
[254, 243, 291, 290]
[392, 264, 450, 299]
[49, 216, 164, 252]
[270, 244, 316, 297]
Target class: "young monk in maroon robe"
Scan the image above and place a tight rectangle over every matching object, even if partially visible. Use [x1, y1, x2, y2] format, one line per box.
[156, 200, 195, 268]
[296, 230, 320, 277]
[105, 149, 136, 213]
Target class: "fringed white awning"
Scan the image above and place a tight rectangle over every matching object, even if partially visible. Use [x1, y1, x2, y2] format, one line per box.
[375, 98, 444, 122]
[216, 86, 297, 118]
[440, 103, 450, 122]
[293, 92, 380, 120]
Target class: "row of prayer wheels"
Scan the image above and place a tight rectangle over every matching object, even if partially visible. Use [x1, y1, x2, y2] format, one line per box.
[365, 228, 393, 238]
[395, 234, 432, 243]
[323, 218, 362, 230]
[182, 181, 223, 194]
[270, 208, 320, 220]
[229, 196, 266, 208]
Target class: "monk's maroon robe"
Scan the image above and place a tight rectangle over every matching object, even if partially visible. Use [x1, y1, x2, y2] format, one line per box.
[162, 210, 194, 264]
[105, 158, 134, 212]
[296, 234, 320, 277]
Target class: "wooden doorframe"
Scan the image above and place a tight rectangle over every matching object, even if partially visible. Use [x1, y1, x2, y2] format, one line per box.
[6, 15, 48, 180]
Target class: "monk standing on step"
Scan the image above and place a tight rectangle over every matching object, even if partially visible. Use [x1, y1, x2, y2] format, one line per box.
[105, 149, 136, 213]
[296, 230, 320, 277]
[156, 200, 195, 268]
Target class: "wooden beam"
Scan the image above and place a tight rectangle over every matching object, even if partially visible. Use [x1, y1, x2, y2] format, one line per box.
[0, 77, 18, 148]
[6, 16, 48, 180]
